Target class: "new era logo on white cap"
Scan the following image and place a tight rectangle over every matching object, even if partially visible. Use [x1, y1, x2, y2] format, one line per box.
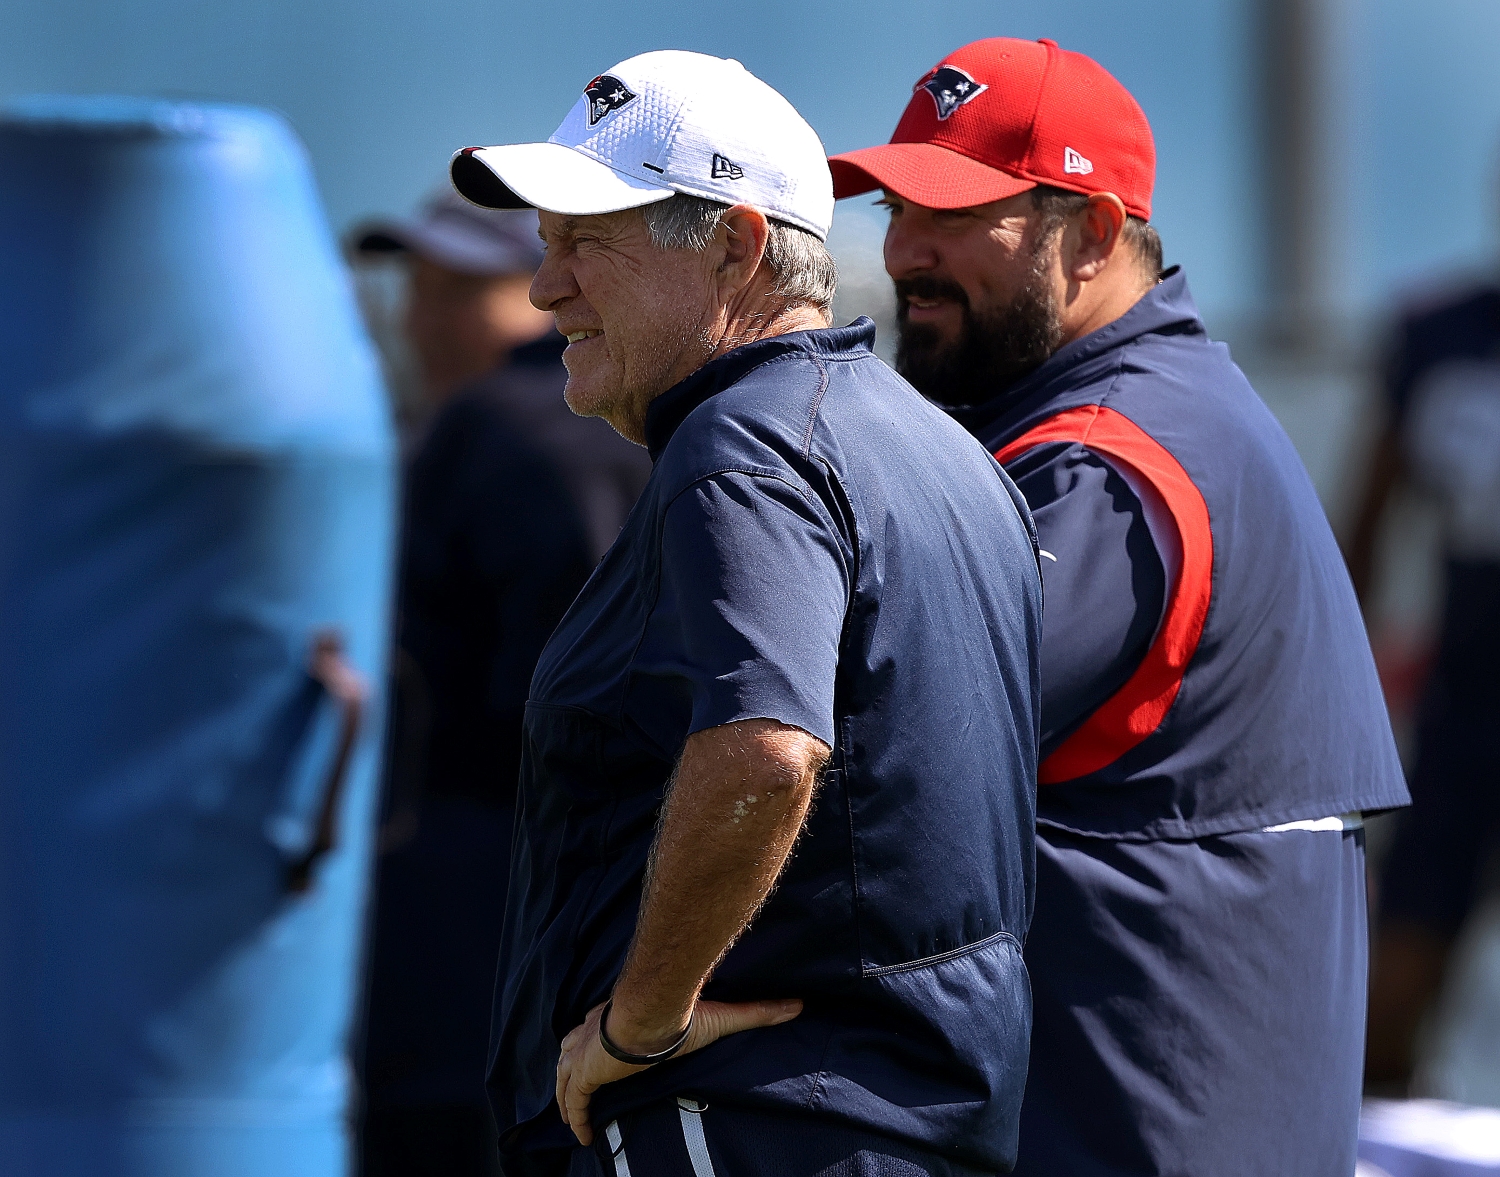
[711, 153, 744, 180]
[451, 50, 834, 240]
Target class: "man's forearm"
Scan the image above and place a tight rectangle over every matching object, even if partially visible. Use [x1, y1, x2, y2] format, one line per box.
[607, 718, 828, 1051]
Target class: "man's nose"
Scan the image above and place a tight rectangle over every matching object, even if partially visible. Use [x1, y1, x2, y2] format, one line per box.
[529, 251, 575, 313]
[883, 219, 939, 282]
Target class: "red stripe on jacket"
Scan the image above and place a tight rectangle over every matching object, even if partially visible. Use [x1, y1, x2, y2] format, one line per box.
[995, 405, 1213, 783]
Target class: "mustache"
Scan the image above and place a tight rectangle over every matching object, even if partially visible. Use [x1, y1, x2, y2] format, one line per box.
[893, 275, 969, 310]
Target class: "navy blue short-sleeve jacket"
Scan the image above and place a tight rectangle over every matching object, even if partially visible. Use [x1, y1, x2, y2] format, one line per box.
[489, 319, 1042, 1172]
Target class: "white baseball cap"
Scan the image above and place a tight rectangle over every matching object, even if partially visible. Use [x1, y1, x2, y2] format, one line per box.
[450, 50, 834, 241]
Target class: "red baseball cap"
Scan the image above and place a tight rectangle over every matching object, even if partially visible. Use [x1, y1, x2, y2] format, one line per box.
[829, 38, 1155, 220]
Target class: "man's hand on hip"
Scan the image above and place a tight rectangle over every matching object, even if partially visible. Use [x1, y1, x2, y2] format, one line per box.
[555, 995, 803, 1145]
[552, 717, 826, 1146]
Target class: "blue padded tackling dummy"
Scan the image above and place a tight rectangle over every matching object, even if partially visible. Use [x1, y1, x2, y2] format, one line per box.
[0, 97, 396, 1176]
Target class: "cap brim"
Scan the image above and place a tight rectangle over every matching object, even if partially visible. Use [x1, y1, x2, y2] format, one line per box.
[828, 142, 1036, 210]
[451, 142, 674, 215]
[353, 225, 409, 254]
[352, 219, 539, 275]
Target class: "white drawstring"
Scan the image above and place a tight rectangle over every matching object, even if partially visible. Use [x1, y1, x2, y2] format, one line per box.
[604, 1120, 631, 1177]
[677, 1098, 719, 1177]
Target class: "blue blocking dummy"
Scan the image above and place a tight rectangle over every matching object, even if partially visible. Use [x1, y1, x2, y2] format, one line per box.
[0, 98, 396, 1176]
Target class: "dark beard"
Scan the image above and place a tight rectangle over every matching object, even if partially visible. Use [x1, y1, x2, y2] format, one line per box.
[894, 251, 1064, 410]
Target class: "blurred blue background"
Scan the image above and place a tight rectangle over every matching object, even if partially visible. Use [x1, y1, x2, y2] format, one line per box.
[2, 0, 1498, 328]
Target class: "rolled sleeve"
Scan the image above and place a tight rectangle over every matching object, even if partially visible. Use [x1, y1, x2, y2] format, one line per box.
[656, 471, 850, 747]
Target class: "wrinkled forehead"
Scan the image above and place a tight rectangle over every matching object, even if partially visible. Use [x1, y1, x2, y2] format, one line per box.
[536, 206, 650, 243]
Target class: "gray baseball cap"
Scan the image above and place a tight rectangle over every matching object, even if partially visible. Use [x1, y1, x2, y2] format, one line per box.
[354, 192, 544, 275]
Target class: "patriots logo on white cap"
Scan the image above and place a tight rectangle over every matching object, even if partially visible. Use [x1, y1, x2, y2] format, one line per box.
[921, 65, 987, 121]
[584, 75, 637, 126]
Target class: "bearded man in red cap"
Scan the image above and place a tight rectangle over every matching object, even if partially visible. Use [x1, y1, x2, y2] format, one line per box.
[832, 38, 1409, 1176]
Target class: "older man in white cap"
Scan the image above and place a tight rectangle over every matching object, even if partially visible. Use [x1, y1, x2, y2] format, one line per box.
[452, 51, 1043, 1177]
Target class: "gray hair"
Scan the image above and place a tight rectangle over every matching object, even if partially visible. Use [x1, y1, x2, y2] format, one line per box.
[641, 195, 838, 314]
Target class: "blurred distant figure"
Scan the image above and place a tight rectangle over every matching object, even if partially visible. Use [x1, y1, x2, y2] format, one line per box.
[352, 195, 651, 1176]
[1350, 273, 1500, 1093]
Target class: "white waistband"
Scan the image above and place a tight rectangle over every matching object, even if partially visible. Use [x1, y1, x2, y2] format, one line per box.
[1263, 812, 1363, 833]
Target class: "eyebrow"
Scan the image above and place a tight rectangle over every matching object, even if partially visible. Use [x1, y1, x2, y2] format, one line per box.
[540, 216, 580, 244]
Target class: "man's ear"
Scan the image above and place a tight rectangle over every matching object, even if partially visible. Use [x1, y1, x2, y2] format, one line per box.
[1067, 193, 1128, 283]
[715, 204, 771, 295]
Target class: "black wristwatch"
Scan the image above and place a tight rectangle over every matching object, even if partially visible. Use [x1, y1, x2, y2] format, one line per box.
[598, 998, 694, 1066]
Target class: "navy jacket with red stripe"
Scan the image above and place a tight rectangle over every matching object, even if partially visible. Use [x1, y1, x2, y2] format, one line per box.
[953, 268, 1408, 839]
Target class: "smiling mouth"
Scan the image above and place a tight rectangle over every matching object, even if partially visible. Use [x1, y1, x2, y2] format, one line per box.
[565, 330, 603, 343]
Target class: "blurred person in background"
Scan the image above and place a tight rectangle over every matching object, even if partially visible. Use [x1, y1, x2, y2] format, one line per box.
[352, 196, 651, 1177]
[1349, 231, 1500, 1094]
[833, 36, 1409, 1176]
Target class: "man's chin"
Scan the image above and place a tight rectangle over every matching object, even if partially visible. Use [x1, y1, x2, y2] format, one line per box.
[562, 378, 612, 421]
[895, 296, 1062, 409]
[895, 334, 969, 407]
[896, 316, 958, 354]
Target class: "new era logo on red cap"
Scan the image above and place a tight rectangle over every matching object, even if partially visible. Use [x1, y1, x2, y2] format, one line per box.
[829, 38, 1155, 221]
[1063, 147, 1093, 176]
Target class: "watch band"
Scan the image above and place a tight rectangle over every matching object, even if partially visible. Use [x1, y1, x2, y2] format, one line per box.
[598, 998, 693, 1066]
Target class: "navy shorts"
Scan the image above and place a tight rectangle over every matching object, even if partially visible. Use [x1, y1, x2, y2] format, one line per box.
[1017, 821, 1367, 1176]
[566, 1099, 996, 1177]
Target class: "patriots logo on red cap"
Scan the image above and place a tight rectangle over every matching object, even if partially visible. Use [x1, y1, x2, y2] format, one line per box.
[919, 65, 987, 121]
[584, 75, 637, 127]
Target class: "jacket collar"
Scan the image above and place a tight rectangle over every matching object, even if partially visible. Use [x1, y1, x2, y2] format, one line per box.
[949, 267, 1204, 433]
[643, 317, 876, 461]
